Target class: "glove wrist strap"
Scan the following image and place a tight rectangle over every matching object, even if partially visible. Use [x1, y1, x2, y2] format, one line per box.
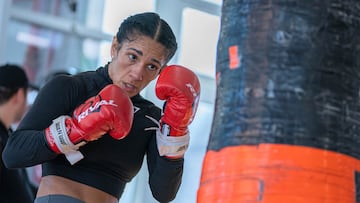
[156, 124, 190, 157]
[49, 115, 86, 164]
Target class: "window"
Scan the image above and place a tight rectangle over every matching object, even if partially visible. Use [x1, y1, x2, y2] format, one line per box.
[178, 8, 220, 78]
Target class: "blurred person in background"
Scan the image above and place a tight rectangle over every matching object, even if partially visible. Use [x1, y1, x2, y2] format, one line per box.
[3, 12, 200, 203]
[0, 64, 38, 203]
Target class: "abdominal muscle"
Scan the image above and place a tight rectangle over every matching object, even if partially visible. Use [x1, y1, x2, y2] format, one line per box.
[37, 175, 118, 203]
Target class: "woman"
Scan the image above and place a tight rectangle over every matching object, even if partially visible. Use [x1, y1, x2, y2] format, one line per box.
[3, 12, 200, 203]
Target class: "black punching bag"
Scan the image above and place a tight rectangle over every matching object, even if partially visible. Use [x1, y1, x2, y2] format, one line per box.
[198, 0, 360, 202]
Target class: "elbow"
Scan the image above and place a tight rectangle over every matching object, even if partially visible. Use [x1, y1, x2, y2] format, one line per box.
[2, 135, 30, 169]
[148, 159, 184, 202]
[151, 189, 177, 203]
[2, 147, 19, 169]
[149, 179, 181, 203]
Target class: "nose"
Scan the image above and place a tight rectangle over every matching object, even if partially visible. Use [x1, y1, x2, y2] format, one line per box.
[130, 64, 144, 81]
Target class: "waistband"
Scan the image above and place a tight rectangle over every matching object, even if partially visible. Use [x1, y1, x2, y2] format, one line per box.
[34, 195, 85, 203]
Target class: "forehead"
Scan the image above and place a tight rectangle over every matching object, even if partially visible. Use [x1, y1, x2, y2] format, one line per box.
[120, 35, 168, 65]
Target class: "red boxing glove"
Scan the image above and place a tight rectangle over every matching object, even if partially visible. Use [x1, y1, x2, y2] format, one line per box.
[45, 84, 133, 163]
[156, 65, 201, 136]
[155, 65, 200, 158]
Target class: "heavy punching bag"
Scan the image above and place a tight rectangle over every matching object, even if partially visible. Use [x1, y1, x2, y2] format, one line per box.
[198, 0, 360, 202]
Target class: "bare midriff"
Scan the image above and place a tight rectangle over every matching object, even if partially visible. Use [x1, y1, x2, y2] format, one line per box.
[37, 175, 118, 203]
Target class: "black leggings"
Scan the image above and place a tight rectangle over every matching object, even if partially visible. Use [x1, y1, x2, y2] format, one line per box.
[34, 195, 85, 203]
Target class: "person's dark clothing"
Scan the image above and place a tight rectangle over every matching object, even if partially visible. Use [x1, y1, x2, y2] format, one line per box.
[0, 121, 36, 203]
[2, 64, 183, 202]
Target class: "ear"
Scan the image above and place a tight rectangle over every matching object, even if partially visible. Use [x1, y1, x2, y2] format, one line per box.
[110, 36, 118, 58]
[13, 88, 26, 104]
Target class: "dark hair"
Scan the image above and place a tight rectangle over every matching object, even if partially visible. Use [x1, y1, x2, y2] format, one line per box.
[0, 64, 28, 105]
[0, 87, 19, 105]
[116, 12, 178, 63]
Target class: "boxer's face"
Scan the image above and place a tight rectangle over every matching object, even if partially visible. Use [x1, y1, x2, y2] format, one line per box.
[108, 35, 167, 97]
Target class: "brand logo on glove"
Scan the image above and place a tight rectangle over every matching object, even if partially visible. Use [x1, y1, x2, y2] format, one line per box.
[55, 122, 67, 145]
[186, 83, 198, 98]
[177, 144, 188, 152]
[186, 83, 200, 122]
[77, 100, 118, 122]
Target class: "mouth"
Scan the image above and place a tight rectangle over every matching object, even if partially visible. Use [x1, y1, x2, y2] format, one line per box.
[122, 82, 137, 93]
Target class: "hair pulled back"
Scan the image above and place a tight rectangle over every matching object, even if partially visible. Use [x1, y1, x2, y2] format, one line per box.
[116, 12, 178, 63]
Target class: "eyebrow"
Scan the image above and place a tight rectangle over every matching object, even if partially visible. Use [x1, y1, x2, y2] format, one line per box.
[128, 48, 162, 66]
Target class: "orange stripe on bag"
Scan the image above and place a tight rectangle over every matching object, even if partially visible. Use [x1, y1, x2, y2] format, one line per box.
[197, 144, 360, 203]
[228, 45, 240, 69]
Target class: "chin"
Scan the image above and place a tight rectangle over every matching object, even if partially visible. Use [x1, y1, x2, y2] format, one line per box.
[128, 92, 137, 98]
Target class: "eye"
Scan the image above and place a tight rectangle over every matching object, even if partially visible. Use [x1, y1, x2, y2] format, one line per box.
[128, 54, 136, 61]
[146, 64, 159, 72]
